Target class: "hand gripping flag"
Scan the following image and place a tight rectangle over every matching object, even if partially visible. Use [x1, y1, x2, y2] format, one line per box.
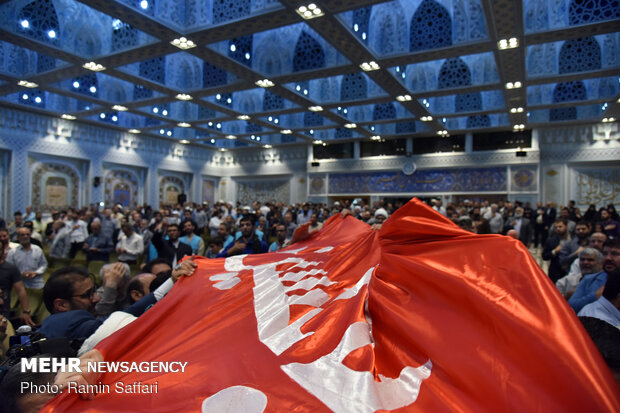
[43, 198, 620, 412]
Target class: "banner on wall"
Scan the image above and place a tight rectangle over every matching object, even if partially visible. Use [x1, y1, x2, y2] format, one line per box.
[43, 199, 619, 412]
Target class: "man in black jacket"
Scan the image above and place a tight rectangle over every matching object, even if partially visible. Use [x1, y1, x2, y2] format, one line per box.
[151, 222, 193, 267]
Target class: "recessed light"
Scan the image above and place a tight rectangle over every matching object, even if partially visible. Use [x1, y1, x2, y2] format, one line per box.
[370, 135, 382, 141]
[513, 124, 525, 130]
[396, 95, 412, 102]
[498, 37, 519, 50]
[237, 115, 250, 120]
[177, 122, 191, 127]
[255, 79, 274, 88]
[175, 93, 192, 101]
[263, 144, 272, 148]
[510, 107, 524, 113]
[296, 4, 324, 19]
[421, 116, 433, 121]
[171, 37, 196, 50]
[360, 61, 380, 71]
[180, 139, 190, 144]
[219, 148, 227, 152]
[344, 123, 356, 129]
[313, 140, 323, 145]
[602, 117, 616, 123]
[308, 106, 323, 112]
[61, 114, 76, 120]
[281, 129, 292, 134]
[83, 61, 105, 71]
[17, 80, 38, 88]
[112, 105, 128, 111]
[437, 130, 449, 136]
[506, 81, 522, 89]
[225, 135, 236, 140]
[128, 129, 141, 134]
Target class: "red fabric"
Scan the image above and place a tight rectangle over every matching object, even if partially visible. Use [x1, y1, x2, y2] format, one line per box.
[42, 199, 620, 412]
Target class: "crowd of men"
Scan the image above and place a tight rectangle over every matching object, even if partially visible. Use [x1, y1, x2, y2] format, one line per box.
[0, 198, 618, 411]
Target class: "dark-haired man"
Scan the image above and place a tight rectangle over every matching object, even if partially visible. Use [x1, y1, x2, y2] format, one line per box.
[6, 227, 47, 290]
[569, 238, 620, 313]
[217, 215, 267, 257]
[152, 222, 193, 267]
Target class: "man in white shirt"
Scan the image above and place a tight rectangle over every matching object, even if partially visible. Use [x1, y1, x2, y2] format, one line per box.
[65, 208, 88, 258]
[116, 222, 144, 265]
[6, 227, 48, 289]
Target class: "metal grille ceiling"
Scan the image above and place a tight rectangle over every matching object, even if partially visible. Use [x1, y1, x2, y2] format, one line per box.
[0, 0, 618, 150]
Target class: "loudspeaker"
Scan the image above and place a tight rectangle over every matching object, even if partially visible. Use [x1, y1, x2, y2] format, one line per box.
[311, 161, 320, 167]
[516, 150, 527, 157]
[93, 176, 101, 187]
[178, 193, 187, 204]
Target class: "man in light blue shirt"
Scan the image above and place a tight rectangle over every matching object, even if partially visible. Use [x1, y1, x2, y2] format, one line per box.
[6, 227, 47, 289]
[578, 270, 620, 327]
[569, 238, 620, 313]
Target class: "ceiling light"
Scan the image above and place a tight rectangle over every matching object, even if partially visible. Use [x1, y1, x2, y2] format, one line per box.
[219, 148, 227, 152]
[437, 130, 449, 136]
[210, 138, 215, 144]
[421, 116, 433, 121]
[313, 140, 323, 145]
[171, 37, 196, 50]
[513, 124, 525, 130]
[113, 105, 128, 111]
[255, 79, 274, 88]
[510, 107, 524, 113]
[47, 30, 56, 38]
[21, 93, 28, 100]
[175, 93, 193, 101]
[396, 95, 412, 102]
[360, 61, 380, 71]
[296, 4, 324, 19]
[498, 37, 519, 50]
[128, 129, 141, 134]
[72, 81, 80, 88]
[308, 106, 323, 112]
[344, 123, 356, 129]
[17, 80, 38, 88]
[505, 81, 522, 89]
[263, 144, 272, 149]
[83, 61, 105, 71]
[34, 97, 42, 103]
[237, 115, 250, 120]
[61, 114, 76, 120]
[178, 122, 191, 127]
[281, 129, 292, 134]
[370, 135, 382, 141]
[152, 107, 159, 113]
[140, 0, 148, 9]
[225, 135, 236, 140]
[180, 140, 190, 144]
[602, 117, 616, 123]
[20, 20, 29, 29]
[162, 110, 168, 116]
[100, 113, 106, 119]
[89, 86, 97, 93]
[166, 131, 172, 136]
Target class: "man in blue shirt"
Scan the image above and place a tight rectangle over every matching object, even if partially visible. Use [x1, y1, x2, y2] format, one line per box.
[578, 272, 620, 327]
[217, 215, 268, 258]
[569, 238, 620, 313]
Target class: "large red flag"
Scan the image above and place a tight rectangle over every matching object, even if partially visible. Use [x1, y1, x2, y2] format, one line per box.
[42, 198, 619, 412]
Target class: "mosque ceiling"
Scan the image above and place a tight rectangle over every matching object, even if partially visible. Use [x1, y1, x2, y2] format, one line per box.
[0, 0, 618, 151]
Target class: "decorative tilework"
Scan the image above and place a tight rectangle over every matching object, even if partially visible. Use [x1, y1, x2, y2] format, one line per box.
[511, 166, 538, 192]
[104, 168, 139, 207]
[575, 168, 620, 206]
[159, 175, 185, 206]
[309, 174, 326, 195]
[328, 167, 506, 193]
[30, 161, 79, 212]
[236, 179, 291, 205]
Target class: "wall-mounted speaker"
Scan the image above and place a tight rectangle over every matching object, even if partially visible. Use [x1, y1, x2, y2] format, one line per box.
[515, 150, 527, 157]
[311, 161, 320, 167]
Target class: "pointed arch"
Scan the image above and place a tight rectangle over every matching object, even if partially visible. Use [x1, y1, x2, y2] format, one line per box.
[438, 57, 472, 89]
[410, 0, 452, 52]
[340, 73, 367, 101]
[293, 31, 325, 72]
[558, 37, 601, 74]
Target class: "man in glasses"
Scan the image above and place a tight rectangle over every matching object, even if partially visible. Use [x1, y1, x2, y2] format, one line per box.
[39, 260, 197, 340]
